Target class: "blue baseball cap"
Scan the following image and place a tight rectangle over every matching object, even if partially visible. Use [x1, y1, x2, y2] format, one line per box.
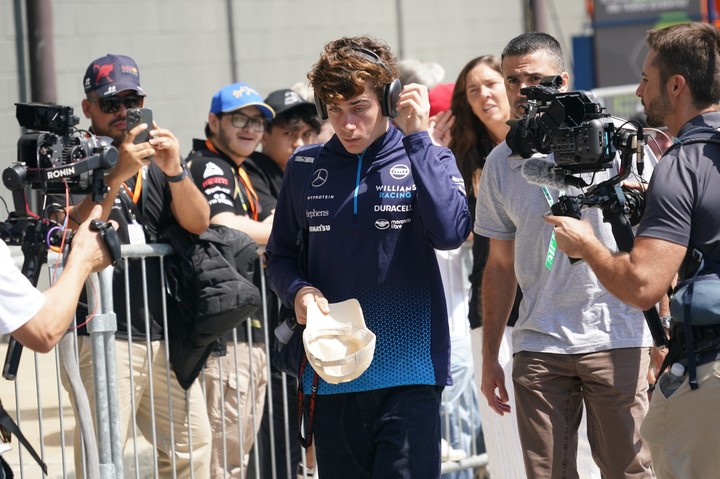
[209, 83, 275, 119]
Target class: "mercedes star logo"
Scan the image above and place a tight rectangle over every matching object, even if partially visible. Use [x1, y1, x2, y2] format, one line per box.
[312, 168, 329, 187]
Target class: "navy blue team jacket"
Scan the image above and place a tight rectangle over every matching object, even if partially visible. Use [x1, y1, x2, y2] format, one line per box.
[266, 125, 472, 394]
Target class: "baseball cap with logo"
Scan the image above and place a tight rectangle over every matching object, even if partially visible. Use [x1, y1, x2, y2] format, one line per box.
[264, 89, 315, 118]
[83, 54, 145, 97]
[209, 82, 275, 120]
[303, 299, 376, 384]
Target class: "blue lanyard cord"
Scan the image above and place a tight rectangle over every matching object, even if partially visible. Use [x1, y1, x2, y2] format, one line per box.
[353, 150, 366, 215]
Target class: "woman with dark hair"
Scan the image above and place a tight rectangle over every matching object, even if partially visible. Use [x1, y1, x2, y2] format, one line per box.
[431, 55, 528, 478]
[437, 55, 600, 479]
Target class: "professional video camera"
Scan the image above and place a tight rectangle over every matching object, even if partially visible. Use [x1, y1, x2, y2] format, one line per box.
[506, 75, 641, 174]
[1, 102, 119, 382]
[509, 78, 667, 349]
[510, 76, 646, 220]
[4, 102, 118, 202]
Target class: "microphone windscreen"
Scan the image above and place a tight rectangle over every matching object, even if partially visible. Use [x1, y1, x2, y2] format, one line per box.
[521, 158, 567, 190]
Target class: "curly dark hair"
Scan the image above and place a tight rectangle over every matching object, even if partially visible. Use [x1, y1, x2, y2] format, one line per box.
[448, 55, 503, 201]
[308, 35, 398, 108]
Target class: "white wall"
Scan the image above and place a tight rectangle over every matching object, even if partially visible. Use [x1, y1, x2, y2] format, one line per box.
[0, 0, 593, 211]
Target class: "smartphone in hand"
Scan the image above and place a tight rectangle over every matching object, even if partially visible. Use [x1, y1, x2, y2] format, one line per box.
[126, 107, 153, 144]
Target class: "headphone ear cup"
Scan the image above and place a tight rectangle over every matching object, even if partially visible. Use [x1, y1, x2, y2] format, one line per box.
[383, 79, 403, 118]
[314, 94, 328, 120]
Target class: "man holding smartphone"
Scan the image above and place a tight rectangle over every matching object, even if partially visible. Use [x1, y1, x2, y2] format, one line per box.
[59, 54, 212, 478]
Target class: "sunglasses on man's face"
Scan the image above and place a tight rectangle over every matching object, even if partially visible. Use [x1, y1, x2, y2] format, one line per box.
[88, 95, 144, 114]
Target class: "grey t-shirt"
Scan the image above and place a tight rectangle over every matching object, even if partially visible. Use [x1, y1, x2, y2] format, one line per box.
[475, 141, 654, 354]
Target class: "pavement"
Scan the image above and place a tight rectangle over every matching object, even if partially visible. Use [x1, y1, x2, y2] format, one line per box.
[0, 342, 154, 479]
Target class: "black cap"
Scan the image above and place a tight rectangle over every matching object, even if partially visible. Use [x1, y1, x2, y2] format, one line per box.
[264, 89, 315, 118]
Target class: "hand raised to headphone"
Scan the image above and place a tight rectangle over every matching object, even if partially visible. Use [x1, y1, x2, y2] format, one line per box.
[393, 83, 430, 135]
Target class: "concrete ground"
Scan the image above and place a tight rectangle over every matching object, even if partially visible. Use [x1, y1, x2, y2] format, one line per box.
[0, 342, 154, 479]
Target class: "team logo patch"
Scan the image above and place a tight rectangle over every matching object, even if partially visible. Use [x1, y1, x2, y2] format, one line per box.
[312, 168, 328, 187]
[389, 164, 410, 180]
[203, 162, 225, 178]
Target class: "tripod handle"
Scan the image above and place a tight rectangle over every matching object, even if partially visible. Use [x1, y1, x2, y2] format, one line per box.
[603, 207, 668, 348]
[3, 338, 22, 380]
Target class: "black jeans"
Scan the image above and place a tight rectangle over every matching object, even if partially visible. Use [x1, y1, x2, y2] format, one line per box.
[311, 385, 443, 478]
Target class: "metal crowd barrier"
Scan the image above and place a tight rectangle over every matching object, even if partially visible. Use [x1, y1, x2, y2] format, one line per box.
[0, 242, 488, 479]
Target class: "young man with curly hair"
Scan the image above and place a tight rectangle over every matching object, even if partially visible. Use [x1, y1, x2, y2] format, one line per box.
[266, 35, 472, 477]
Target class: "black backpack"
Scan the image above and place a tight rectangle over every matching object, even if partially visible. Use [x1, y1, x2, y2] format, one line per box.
[163, 223, 262, 389]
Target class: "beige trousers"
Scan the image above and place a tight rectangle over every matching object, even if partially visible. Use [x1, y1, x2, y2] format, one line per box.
[61, 336, 212, 478]
[204, 341, 267, 479]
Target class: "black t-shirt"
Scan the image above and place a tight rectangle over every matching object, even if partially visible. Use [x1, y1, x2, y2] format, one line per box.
[637, 113, 720, 279]
[186, 139, 266, 344]
[69, 162, 177, 340]
[244, 151, 283, 222]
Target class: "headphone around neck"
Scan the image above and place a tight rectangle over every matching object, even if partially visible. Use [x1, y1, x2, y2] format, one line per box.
[314, 46, 403, 120]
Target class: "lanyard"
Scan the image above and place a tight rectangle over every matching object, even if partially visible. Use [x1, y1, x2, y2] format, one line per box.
[205, 140, 259, 221]
[122, 170, 143, 204]
[237, 167, 259, 221]
[541, 186, 558, 270]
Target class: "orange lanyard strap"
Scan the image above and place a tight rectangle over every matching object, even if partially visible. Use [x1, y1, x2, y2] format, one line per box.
[121, 170, 143, 204]
[236, 167, 259, 221]
[205, 140, 259, 221]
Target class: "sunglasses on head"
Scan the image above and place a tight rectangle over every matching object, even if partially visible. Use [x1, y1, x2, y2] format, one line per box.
[89, 95, 144, 114]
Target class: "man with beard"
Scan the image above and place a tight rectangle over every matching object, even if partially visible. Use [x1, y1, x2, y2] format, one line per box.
[476, 32, 654, 478]
[60, 54, 211, 477]
[548, 22, 720, 478]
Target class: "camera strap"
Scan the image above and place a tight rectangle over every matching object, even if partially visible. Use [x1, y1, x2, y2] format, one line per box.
[0, 399, 47, 474]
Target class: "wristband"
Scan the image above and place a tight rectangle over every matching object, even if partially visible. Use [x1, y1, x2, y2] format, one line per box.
[165, 168, 188, 183]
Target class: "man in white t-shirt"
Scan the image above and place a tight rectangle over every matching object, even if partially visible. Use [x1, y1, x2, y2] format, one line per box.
[0, 205, 112, 351]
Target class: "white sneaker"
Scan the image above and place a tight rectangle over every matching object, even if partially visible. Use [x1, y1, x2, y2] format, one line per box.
[440, 438, 466, 462]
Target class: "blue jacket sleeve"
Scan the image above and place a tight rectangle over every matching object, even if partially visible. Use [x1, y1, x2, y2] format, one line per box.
[265, 155, 313, 308]
[403, 131, 472, 249]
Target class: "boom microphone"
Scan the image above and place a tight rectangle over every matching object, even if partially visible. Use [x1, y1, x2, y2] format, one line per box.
[521, 158, 567, 190]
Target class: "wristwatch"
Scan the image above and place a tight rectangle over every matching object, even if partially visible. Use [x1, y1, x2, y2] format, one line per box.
[165, 167, 189, 183]
[660, 315, 672, 329]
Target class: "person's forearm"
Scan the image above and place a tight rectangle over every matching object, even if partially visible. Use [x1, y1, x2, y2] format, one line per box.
[211, 212, 271, 245]
[481, 263, 516, 363]
[15, 251, 93, 352]
[169, 178, 210, 234]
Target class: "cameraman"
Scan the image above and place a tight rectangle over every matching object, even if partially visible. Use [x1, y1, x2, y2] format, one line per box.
[476, 32, 654, 478]
[548, 22, 720, 478]
[0, 205, 112, 352]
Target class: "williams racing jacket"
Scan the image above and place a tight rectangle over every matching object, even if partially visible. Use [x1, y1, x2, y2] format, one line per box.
[266, 124, 472, 394]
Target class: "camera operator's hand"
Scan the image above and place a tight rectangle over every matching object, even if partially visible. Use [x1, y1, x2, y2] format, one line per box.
[394, 83, 431, 135]
[544, 214, 600, 260]
[148, 124, 184, 177]
[69, 204, 116, 273]
[293, 286, 330, 325]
